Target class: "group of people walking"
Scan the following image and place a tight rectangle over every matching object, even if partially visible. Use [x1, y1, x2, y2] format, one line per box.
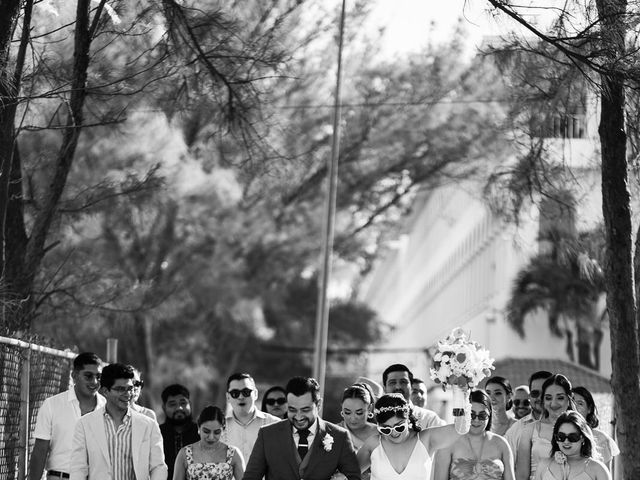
[30, 353, 617, 480]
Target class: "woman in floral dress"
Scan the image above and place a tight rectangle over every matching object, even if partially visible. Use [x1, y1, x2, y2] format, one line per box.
[173, 405, 245, 480]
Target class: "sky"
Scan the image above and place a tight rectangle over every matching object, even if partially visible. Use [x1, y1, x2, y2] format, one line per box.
[368, 0, 499, 59]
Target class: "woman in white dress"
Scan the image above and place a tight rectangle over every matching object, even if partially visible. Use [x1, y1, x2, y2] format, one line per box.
[357, 393, 467, 480]
[515, 374, 575, 480]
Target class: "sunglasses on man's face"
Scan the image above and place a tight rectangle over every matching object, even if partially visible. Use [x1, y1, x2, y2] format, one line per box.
[555, 432, 582, 443]
[134, 380, 144, 389]
[529, 390, 541, 399]
[228, 388, 253, 399]
[265, 397, 286, 406]
[377, 423, 407, 436]
[513, 399, 530, 407]
[470, 411, 490, 421]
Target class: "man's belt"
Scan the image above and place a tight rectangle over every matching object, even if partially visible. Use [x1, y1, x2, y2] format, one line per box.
[47, 471, 70, 479]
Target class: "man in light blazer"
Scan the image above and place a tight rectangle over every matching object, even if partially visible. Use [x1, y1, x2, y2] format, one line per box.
[243, 376, 360, 480]
[70, 363, 167, 480]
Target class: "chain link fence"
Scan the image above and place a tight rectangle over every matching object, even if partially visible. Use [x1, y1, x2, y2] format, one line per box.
[0, 336, 75, 480]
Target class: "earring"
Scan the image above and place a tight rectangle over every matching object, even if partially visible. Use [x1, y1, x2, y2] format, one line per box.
[367, 412, 374, 419]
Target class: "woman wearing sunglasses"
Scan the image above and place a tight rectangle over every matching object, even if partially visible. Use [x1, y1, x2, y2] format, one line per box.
[339, 383, 378, 451]
[357, 393, 468, 480]
[261, 386, 288, 419]
[515, 374, 576, 480]
[534, 411, 610, 480]
[571, 386, 619, 471]
[433, 390, 515, 480]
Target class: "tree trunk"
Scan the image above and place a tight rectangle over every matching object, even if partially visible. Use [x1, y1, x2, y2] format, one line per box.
[597, 1, 640, 477]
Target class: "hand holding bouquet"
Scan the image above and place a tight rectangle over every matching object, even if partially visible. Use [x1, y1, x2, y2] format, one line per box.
[430, 328, 494, 433]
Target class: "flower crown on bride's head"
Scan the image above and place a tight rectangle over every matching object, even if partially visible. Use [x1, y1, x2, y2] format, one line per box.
[373, 404, 409, 415]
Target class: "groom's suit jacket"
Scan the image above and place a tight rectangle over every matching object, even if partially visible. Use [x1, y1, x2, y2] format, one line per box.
[242, 418, 360, 480]
[69, 407, 167, 480]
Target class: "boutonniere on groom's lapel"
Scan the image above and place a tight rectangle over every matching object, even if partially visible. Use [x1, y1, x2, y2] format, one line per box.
[322, 433, 334, 452]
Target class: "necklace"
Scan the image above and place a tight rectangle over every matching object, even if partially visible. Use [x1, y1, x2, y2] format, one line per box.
[466, 434, 487, 475]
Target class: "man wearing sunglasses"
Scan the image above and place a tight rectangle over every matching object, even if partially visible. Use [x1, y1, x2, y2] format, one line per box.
[69, 363, 167, 480]
[30, 352, 106, 480]
[224, 372, 280, 465]
[505, 370, 553, 463]
[512, 385, 532, 420]
[243, 376, 360, 480]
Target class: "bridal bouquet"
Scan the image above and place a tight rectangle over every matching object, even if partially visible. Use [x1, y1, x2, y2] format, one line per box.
[430, 328, 494, 433]
[430, 327, 494, 389]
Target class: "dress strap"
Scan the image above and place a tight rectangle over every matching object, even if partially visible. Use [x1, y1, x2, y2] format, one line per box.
[185, 445, 193, 464]
[226, 445, 234, 464]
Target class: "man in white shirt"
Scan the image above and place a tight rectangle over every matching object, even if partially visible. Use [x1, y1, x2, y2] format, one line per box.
[382, 364, 446, 429]
[223, 373, 280, 464]
[504, 370, 553, 461]
[29, 352, 106, 480]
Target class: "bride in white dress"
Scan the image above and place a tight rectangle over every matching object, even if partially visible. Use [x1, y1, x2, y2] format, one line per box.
[357, 393, 468, 480]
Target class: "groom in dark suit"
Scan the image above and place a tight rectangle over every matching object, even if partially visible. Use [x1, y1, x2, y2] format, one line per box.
[243, 376, 360, 480]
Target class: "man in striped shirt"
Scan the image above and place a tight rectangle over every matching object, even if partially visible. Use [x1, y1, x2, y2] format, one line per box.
[70, 363, 167, 480]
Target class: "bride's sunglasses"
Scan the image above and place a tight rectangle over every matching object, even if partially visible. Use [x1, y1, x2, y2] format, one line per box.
[377, 423, 407, 436]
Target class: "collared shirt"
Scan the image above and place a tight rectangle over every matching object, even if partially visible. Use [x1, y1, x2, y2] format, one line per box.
[33, 388, 106, 472]
[292, 418, 318, 448]
[223, 408, 280, 463]
[505, 412, 537, 461]
[410, 404, 446, 429]
[103, 409, 135, 480]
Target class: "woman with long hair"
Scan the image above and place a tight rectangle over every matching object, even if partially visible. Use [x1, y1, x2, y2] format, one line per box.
[515, 374, 576, 480]
[357, 393, 468, 479]
[339, 383, 378, 451]
[433, 390, 515, 480]
[485, 376, 517, 436]
[173, 405, 244, 480]
[534, 411, 610, 480]
[260, 386, 287, 419]
[571, 386, 619, 470]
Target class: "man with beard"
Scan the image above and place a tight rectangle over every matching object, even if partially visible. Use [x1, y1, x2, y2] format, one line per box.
[159, 384, 199, 479]
[382, 364, 445, 429]
[243, 376, 360, 480]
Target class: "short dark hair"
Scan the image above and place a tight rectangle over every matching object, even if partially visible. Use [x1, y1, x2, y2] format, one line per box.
[286, 376, 320, 404]
[226, 372, 254, 391]
[485, 375, 514, 410]
[528, 370, 553, 389]
[411, 378, 425, 385]
[551, 411, 595, 458]
[382, 364, 413, 386]
[161, 384, 191, 403]
[73, 352, 102, 371]
[197, 405, 226, 428]
[470, 389, 492, 431]
[100, 363, 134, 390]
[572, 386, 599, 429]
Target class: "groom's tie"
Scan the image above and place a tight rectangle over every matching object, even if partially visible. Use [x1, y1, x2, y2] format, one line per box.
[297, 429, 310, 459]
